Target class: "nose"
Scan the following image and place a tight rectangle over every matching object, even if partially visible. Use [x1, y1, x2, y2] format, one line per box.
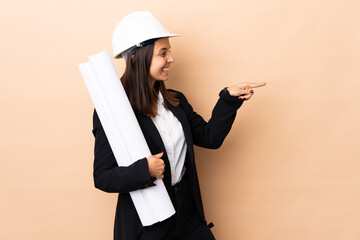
[167, 53, 174, 63]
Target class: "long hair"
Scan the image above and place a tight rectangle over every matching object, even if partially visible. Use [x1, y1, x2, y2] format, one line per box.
[120, 42, 179, 117]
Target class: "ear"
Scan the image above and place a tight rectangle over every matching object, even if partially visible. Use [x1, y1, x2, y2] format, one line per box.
[131, 54, 135, 64]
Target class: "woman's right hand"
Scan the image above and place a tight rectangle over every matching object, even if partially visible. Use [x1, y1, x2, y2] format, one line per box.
[227, 82, 266, 100]
[147, 152, 165, 179]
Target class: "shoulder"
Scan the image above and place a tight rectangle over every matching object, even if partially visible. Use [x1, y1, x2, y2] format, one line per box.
[92, 109, 102, 130]
[167, 89, 188, 104]
[93, 109, 99, 123]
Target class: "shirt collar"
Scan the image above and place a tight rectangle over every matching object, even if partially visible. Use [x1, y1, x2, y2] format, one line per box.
[158, 91, 164, 105]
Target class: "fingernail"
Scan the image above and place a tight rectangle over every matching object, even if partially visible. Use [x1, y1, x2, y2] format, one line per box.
[250, 90, 254, 93]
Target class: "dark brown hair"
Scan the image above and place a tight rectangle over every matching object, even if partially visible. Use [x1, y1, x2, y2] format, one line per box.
[120, 42, 179, 117]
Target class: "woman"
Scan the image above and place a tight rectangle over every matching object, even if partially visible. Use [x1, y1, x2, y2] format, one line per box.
[92, 11, 265, 240]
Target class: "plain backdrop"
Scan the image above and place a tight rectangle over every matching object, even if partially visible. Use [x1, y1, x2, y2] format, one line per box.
[1, 0, 360, 239]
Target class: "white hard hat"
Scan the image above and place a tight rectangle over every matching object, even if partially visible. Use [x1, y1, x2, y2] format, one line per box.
[112, 11, 179, 58]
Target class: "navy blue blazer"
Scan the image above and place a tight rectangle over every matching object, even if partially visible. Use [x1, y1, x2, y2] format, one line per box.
[92, 89, 243, 240]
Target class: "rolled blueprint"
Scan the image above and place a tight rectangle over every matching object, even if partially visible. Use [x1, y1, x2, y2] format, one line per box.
[78, 51, 175, 226]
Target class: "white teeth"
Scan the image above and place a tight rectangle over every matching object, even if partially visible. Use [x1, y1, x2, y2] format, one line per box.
[162, 68, 169, 71]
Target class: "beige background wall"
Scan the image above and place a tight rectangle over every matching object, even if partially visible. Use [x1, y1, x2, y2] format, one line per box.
[1, 0, 360, 239]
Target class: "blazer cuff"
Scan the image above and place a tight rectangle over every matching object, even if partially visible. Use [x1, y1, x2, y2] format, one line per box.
[219, 87, 245, 102]
[134, 158, 157, 188]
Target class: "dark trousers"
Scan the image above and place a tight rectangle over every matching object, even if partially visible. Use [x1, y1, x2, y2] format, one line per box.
[140, 175, 215, 240]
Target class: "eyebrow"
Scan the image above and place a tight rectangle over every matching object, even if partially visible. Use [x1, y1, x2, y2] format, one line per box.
[158, 47, 171, 52]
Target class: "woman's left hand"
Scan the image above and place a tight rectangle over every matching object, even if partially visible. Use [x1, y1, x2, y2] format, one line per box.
[227, 82, 266, 101]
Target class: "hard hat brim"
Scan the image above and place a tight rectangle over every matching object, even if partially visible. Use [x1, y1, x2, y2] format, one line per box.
[114, 34, 180, 59]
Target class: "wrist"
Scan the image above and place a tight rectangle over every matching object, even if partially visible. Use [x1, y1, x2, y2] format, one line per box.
[219, 87, 242, 102]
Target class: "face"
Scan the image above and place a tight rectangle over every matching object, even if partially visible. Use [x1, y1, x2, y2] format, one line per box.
[149, 38, 174, 83]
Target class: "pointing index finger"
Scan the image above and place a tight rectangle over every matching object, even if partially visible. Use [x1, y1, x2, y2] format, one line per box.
[247, 82, 267, 88]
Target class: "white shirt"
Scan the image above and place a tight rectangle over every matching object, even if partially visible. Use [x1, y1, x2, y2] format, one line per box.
[151, 92, 187, 186]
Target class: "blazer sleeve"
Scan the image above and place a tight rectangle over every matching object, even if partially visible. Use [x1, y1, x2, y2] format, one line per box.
[178, 88, 244, 149]
[92, 110, 156, 193]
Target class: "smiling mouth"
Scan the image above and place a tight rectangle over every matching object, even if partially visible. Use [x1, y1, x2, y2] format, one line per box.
[162, 67, 169, 71]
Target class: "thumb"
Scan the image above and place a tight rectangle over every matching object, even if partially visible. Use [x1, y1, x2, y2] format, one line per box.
[154, 152, 164, 158]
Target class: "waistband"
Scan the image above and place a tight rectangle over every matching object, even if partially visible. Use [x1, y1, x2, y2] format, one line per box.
[171, 172, 189, 192]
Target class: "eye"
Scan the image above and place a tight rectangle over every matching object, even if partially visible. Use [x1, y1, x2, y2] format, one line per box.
[159, 52, 166, 57]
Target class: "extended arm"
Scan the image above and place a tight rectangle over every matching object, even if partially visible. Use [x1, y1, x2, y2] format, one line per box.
[178, 88, 244, 149]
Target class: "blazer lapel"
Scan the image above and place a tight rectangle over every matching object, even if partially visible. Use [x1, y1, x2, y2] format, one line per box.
[167, 102, 194, 158]
[136, 114, 166, 152]
[136, 114, 173, 187]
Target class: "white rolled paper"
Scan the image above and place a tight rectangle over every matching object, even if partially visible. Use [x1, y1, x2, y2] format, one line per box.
[78, 51, 175, 226]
